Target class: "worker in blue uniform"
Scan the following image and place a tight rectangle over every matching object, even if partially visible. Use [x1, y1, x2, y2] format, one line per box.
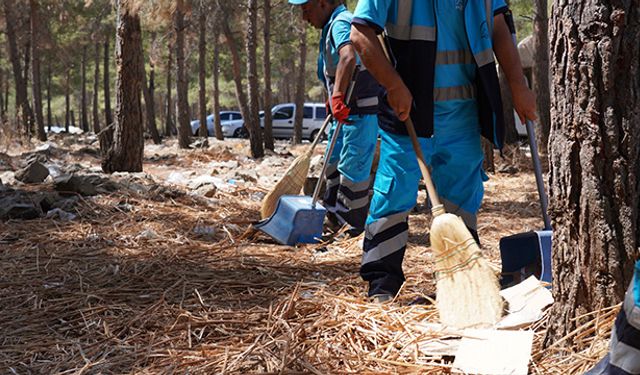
[288, 0, 382, 236]
[585, 259, 640, 375]
[350, 0, 537, 301]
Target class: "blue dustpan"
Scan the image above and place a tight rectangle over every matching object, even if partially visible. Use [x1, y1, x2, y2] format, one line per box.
[254, 195, 327, 245]
[500, 120, 553, 288]
[255, 122, 345, 246]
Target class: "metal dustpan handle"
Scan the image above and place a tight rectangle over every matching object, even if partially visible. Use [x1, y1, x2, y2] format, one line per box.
[311, 67, 360, 207]
[525, 119, 551, 230]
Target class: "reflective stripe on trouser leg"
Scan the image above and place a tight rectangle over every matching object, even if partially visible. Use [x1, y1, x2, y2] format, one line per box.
[323, 162, 340, 210]
[332, 115, 378, 231]
[322, 121, 343, 210]
[586, 260, 640, 375]
[335, 176, 371, 231]
[361, 129, 424, 297]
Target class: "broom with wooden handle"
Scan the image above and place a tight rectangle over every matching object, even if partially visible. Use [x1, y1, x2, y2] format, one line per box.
[260, 114, 333, 219]
[376, 35, 501, 328]
[405, 117, 502, 329]
[260, 70, 359, 219]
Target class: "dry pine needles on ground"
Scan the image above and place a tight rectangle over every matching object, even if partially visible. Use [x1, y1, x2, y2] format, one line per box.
[0, 141, 617, 374]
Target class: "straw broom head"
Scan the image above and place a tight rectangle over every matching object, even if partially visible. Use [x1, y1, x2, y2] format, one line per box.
[430, 212, 503, 329]
[260, 151, 311, 219]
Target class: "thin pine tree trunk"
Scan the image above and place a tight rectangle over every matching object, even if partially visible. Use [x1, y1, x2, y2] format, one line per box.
[46, 63, 52, 131]
[165, 43, 174, 137]
[262, 0, 274, 150]
[30, 0, 46, 141]
[198, 5, 208, 139]
[81, 45, 89, 132]
[174, 0, 191, 149]
[92, 41, 101, 134]
[104, 38, 113, 127]
[212, 28, 223, 140]
[3, 0, 31, 132]
[293, 26, 306, 145]
[246, 0, 264, 157]
[65, 71, 70, 133]
[141, 33, 161, 144]
[533, 0, 550, 155]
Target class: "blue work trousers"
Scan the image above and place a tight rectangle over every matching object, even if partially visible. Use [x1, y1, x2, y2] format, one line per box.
[323, 114, 378, 233]
[361, 125, 486, 297]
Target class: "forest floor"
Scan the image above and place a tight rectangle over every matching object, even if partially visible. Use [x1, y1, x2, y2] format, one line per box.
[0, 134, 612, 374]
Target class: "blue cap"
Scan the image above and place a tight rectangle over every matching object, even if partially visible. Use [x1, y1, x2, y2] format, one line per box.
[288, 0, 308, 4]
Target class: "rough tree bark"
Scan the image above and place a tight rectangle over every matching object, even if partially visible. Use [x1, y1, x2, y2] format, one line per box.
[30, 0, 46, 141]
[533, 0, 550, 155]
[262, 0, 274, 150]
[92, 41, 101, 134]
[544, 1, 640, 345]
[102, 0, 144, 173]
[293, 25, 306, 145]
[141, 32, 161, 144]
[211, 26, 223, 141]
[81, 45, 89, 132]
[245, 0, 264, 158]
[174, 0, 192, 149]
[197, 3, 208, 139]
[3, 0, 33, 133]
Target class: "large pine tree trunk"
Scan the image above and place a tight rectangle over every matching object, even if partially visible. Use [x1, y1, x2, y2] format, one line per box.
[197, 6, 208, 139]
[293, 26, 306, 145]
[544, 1, 640, 345]
[81, 45, 89, 132]
[23, 39, 35, 134]
[211, 28, 223, 141]
[174, 0, 191, 149]
[3, 0, 32, 133]
[262, 0, 274, 151]
[92, 41, 101, 134]
[533, 0, 550, 155]
[30, 0, 45, 141]
[246, 0, 264, 158]
[165, 42, 174, 137]
[102, 0, 144, 173]
[141, 33, 161, 145]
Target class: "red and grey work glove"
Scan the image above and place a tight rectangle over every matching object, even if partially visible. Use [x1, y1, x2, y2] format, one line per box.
[330, 93, 352, 124]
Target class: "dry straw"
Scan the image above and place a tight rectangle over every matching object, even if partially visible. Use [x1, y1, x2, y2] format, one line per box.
[260, 115, 332, 219]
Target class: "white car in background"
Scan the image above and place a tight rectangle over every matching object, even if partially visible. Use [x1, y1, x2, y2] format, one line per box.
[263, 103, 328, 141]
[190, 111, 247, 138]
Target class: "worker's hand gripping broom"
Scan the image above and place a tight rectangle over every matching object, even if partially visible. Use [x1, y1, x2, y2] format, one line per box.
[260, 115, 333, 219]
[376, 34, 501, 328]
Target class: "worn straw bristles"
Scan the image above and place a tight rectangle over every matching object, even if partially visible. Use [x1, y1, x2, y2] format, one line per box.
[430, 213, 503, 328]
[260, 152, 310, 218]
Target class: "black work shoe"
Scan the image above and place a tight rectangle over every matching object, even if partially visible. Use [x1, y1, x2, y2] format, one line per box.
[369, 293, 394, 304]
[324, 212, 342, 233]
[409, 293, 437, 306]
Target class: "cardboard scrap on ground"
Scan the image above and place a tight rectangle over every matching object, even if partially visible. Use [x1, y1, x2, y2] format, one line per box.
[452, 329, 534, 375]
[498, 276, 554, 329]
